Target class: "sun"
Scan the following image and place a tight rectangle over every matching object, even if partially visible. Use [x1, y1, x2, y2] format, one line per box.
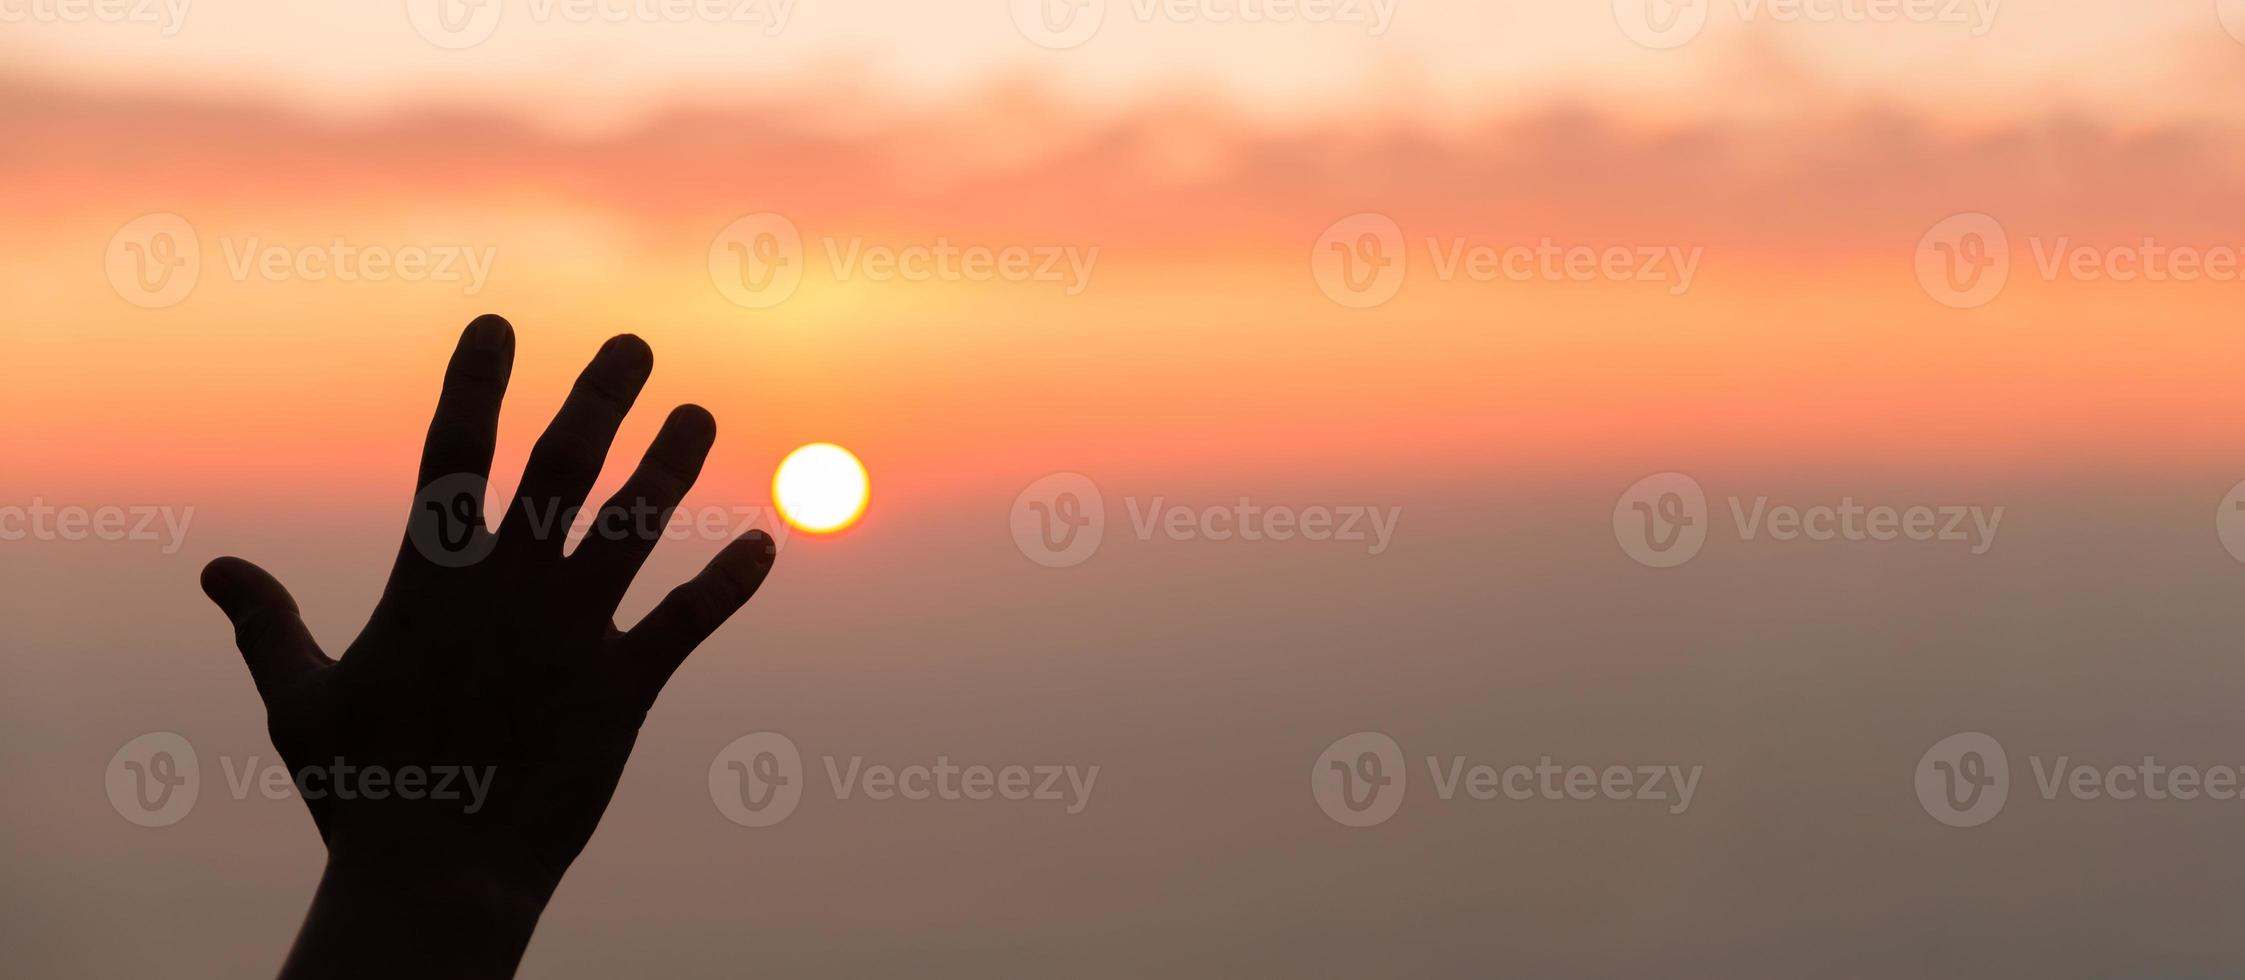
[772, 443, 870, 534]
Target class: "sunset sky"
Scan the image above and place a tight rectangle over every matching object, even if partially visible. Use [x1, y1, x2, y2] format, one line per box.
[12, 3, 2245, 977]
[10, 1, 2245, 511]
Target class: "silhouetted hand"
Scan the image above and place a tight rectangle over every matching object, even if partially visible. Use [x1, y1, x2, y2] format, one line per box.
[199, 315, 776, 979]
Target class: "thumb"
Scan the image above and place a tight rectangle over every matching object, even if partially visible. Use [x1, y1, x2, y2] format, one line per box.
[200, 557, 328, 698]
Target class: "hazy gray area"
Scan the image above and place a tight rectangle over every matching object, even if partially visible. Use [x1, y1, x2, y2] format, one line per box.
[9, 463, 2245, 977]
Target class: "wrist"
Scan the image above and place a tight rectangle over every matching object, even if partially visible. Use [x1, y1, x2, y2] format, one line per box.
[322, 843, 557, 919]
[278, 842, 558, 980]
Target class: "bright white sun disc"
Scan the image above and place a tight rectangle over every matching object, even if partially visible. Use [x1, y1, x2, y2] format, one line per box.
[773, 443, 869, 534]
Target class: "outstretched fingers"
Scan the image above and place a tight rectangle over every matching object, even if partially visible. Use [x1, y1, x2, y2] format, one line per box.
[571, 405, 718, 606]
[623, 531, 777, 697]
[394, 315, 515, 578]
[495, 334, 654, 562]
[201, 557, 331, 701]
[415, 314, 516, 496]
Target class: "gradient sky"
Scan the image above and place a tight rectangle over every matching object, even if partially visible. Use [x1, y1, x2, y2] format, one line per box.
[12, 2, 2245, 977]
